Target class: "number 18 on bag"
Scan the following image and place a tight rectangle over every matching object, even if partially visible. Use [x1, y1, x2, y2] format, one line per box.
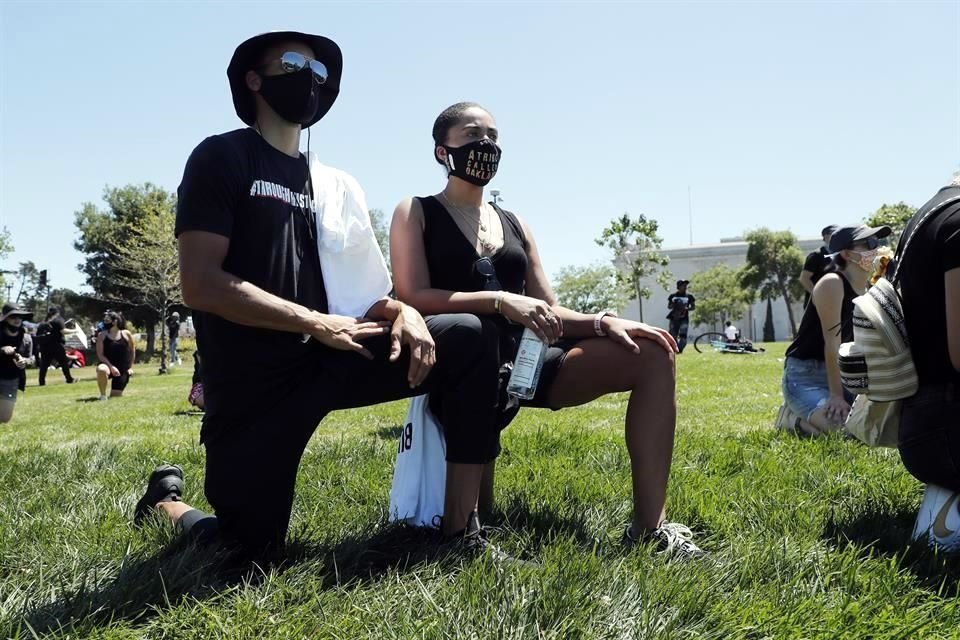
[507, 328, 547, 400]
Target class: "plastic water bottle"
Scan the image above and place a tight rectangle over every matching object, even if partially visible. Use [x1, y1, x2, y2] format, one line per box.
[507, 328, 547, 400]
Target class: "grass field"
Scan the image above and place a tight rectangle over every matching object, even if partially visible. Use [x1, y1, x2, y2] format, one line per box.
[3, 344, 960, 639]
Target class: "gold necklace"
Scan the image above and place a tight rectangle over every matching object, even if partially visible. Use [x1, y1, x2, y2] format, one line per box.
[438, 192, 491, 232]
[438, 192, 497, 253]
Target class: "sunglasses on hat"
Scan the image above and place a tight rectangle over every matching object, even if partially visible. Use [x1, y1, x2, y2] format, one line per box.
[855, 236, 880, 250]
[261, 52, 328, 84]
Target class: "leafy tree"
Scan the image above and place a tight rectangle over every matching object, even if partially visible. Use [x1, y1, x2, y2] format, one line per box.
[864, 202, 916, 244]
[740, 228, 804, 338]
[691, 264, 755, 328]
[369, 208, 390, 268]
[13, 261, 41, 309]
[111, 204, 182, 374]
[0, 227, 13, 296]
[553, 263, 629, 314]
[595, 213, 671, 322]
[74, 183, 176, 356]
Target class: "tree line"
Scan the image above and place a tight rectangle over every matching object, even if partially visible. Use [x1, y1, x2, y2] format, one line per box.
[0, 186, 918, 363]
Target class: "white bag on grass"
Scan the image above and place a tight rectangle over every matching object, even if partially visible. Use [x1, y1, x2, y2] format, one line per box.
[389, 394, 447, 528]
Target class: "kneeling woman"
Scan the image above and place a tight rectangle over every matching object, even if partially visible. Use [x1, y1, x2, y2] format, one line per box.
[781, 225, 890, 435]
[390, 102, 700, 557]
[96, 311, 135, 401]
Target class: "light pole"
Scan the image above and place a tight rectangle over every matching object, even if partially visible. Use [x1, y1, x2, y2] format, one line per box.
[490, 190, 502, 205]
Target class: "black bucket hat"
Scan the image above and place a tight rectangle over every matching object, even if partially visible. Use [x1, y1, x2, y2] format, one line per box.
[227, 31, 343, 128]
[1, 302, 33, 322]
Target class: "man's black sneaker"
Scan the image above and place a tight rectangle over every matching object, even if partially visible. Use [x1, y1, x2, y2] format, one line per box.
[134, 464, 184, 525]
[443, 511, 536, 566]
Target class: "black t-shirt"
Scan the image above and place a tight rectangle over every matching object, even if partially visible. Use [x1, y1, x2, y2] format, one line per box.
[37, 316, 65, 346]
[667, 292, 695, 320]
[0, 328, 30, 382]
[175, 128, 329, 421]
[899, 190, 960, 385]
[786, 273, 858, 361]
[803, 247, 829, 305]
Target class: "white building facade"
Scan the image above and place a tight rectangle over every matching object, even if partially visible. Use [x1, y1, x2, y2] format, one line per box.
[621, 237, 822, 342]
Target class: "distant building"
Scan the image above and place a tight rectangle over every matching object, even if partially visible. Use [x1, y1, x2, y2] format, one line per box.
[621, 236, 822, 342]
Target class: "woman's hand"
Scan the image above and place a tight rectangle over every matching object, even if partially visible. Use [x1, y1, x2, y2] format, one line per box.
[499, 293, 562, 343]
[309, 314, 392, 360]
[601, 317, 678, 355]
[109, 365, 121, 377]
[13, 354, 26, 369]
[823, 394, 851, 426]
[1, 346, 15, 357]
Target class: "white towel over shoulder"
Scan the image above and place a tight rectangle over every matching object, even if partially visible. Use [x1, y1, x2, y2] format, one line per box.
[308, 153, 392, 318]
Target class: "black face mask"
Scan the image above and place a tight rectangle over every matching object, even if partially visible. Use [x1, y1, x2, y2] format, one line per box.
[443, 139, 501, 186]
[104, 322, 113, 329]
[258, 68, 321, 126]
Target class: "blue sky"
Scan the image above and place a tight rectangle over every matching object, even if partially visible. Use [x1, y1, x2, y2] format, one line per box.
[1, 1, 957, 293]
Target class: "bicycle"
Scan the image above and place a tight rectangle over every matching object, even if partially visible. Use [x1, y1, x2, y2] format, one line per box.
[692, 332, 765, 354]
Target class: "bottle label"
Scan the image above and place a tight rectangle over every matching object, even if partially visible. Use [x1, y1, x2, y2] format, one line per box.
[510, 333, 544, 388]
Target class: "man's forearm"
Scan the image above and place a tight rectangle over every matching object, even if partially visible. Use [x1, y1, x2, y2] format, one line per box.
[186, 270, 324, 334]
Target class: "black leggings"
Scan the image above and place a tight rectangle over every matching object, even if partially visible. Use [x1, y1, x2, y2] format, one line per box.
[185, 313, 501, 560]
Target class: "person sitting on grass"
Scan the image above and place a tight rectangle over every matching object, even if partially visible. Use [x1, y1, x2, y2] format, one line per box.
[389, 101, 702, 559]
[133, 33, 512, 567]
[95, 311, 135, 401]
[0, 303, 35, 423]
[780, 224, 890, 436]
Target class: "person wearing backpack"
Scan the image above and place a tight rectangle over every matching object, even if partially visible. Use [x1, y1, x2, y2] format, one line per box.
[895, 181, 960, 551]
[781, 225, 891, 436]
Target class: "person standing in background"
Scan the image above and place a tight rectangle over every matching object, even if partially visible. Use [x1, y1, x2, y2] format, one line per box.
[667, 280, 695, 353]
[35, 306, 75, 386]
[166, 311, 183, 365]
[799, 225, 838, 306]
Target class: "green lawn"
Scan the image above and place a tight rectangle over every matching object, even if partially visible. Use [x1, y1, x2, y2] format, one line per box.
[3, 344, 959, 639]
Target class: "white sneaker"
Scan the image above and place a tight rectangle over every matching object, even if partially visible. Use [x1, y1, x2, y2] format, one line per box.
[912, 484, 960, 552]
[98, 395, 108, 402]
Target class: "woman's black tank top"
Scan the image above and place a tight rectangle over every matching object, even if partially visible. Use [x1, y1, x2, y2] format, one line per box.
[102, 331, 128, 366]
[417, 196, 528, 295]
[785, 273, 858, 361]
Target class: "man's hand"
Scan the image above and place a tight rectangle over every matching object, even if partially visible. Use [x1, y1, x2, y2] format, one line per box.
[13, 355, 26, 369]
[309, 313, 391, 360]
[388, 304, 436, 388]
[0, 346, 14, 357]
[601, 317, 678, 355]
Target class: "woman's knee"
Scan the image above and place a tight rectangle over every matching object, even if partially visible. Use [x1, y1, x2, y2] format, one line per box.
[97, 364, 109, 375]
[631, 338, 676, 381]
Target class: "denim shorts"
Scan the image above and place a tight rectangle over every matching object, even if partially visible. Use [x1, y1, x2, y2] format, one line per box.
[898, 383, 960, 491]
[782, 357, 833, 422]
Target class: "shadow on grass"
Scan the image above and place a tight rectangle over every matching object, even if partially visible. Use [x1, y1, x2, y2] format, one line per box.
[74, 397, 105, 403]
[823, 503, 960, 595]
[374, 424, 404, 441]
[173, 409, 205, 416]
[14, 523, 453, 637]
